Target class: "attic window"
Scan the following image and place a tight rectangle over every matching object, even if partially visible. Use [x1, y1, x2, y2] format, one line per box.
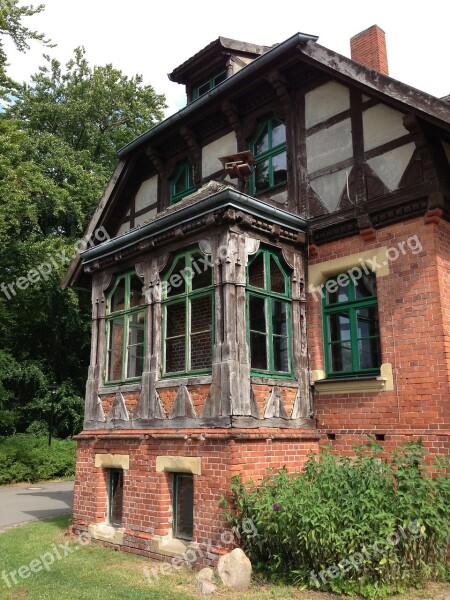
[193, 70, 227, 100]
[170, 160, 195, 205]
[250, 117, 287, 195]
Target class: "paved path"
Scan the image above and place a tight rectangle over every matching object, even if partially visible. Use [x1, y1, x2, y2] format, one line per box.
[0, 481, 74, 530]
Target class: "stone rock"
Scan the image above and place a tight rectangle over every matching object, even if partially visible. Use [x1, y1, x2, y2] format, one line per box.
[197, 567, 215, 582]
[196, 568, 217, 594]
[217, 548, 252, 590]
[196, 579, 217, 595]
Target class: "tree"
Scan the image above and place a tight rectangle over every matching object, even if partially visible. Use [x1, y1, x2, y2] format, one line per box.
[0, 48, 166, 437]
[0, 0, 51, 97]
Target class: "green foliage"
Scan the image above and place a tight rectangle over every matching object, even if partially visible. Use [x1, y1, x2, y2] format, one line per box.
[0, 10, 165, 441]
[0, 434, 76, 484]
[222, 441, 450, 598]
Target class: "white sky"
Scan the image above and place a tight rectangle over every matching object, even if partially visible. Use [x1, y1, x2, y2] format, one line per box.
[5, 0, 449, 117]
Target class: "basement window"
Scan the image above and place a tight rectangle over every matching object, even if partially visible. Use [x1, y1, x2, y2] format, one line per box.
[107, 469, 124, 527]
[172, 473, 194, 540]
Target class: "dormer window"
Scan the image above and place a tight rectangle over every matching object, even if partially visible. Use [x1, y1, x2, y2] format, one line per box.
[193, 70, 227, 100]
[170, 160, 195, 205]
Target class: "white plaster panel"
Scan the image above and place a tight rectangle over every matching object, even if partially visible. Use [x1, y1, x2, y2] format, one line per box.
[135, 176, 158, 212]
[116, 222, 130, 236]
[306, 119, 353, 174]
[134, 207, 157, 227]
[202, 132, 237, 177]
[367, 142, 415, 191]
[363, 104, 408, 152]
[309, 169, 348, 212]
[270, 190, 288, 205]
[305, 81, 350, 128]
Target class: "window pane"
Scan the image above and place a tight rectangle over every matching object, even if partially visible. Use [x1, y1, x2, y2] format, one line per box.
[190, 296, 212, 370]
[355, 274, 377, 298]
[328, 312, 350, 342]
[270, 257, 286, 294]
[110, 280, 126, 312]
[127, 311, 145, 378]
[328, 280, 350, 304]
[167, 257, 186, 297]
[191, 252, 212, 290]
[248, 253, 265, 289]
[330, 343, 352, 372]
[166, 302, 186, 337]
[174, 165, 188, 196]
[249, 295, 266, 332]
[107, 318, 124, 381]
[174, 474, 193, 540]
[214, 71, 227, 85]
[129, 275, 145, 307]
[358, 337, 381, 370]
[274, 335, 289, 372]
[109, 470, 123, 526]
[197, 81, 210, 98]
[272, 121, 286, 147]
[272, 301, 287, 336]
[250, 332, 268, 370]
[255, 159, 269, 193]
[166, 302, 186, 373]
[254, 123, 269, 155]
[356, 306, 379, 338]
[272, 151, 287, 186]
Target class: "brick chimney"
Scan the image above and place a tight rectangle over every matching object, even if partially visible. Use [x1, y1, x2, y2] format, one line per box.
[350, 25, 389, 75]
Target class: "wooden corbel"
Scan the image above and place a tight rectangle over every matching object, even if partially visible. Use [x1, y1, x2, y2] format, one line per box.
[221, 99, 243, 141]
[145, 147, 165, 177]
[267, 70, 291, 113]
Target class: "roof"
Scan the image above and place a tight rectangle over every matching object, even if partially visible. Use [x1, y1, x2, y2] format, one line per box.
[119, 34, 450, 158]
[168, 36, 273, 84]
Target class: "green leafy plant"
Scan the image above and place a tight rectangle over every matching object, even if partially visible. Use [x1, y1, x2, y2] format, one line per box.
[222, 440, 450, 598]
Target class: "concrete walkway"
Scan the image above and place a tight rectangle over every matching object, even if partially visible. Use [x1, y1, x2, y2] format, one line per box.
[0, 481, 74, 530]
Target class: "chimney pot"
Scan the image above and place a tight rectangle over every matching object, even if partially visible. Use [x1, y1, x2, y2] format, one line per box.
[350, 25, 389, 75]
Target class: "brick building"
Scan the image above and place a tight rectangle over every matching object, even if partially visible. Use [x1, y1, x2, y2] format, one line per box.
[63, 25, 450, 563]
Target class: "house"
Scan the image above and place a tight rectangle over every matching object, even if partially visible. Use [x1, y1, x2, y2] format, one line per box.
[63, 25, 450, 564]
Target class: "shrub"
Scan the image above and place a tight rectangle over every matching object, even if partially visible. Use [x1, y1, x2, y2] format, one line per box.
[0, 434, 76, 484]
[222, 440, 450, 598]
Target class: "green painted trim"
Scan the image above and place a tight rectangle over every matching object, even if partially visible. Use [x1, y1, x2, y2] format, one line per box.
[249, 117, 287, 195]
[246, 248, 293, 377]
[105, 271, 146, 384]
[322, 273, 381, 377]
[161, 248, 214, 377]
[170, 160, 196, 205]
[192, 70, 227, 100]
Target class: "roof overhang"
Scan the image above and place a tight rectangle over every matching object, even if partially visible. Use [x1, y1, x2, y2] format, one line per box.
[80, 187, 307, 267]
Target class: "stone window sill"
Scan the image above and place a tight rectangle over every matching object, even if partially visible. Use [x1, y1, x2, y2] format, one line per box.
[312, 363, 393, 394]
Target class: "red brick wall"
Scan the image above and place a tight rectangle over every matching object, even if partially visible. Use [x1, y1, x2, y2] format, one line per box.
[308, 217, 450, 455]
[350, 25, 389, 75]
[72, 429, 319, 566]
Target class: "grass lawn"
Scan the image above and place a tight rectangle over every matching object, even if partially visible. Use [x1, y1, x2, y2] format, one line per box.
[0, 515, 449, 600]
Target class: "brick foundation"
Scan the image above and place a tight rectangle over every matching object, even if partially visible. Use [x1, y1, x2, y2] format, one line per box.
[73, 429, 320, 566]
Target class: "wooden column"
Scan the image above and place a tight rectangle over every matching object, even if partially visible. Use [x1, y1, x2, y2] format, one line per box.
[135, 255, 169, 419]
[84, 272, 112, 425]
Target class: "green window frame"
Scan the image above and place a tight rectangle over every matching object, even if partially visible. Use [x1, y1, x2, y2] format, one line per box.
[246, 248, 293, 377]
[105, 271, 146, 384]
[192, 70, 227, 100]
[322, 272, 381, 377]
[172, 473, 194, 540]
[107, 468, 124, 527]
[161, 248, 214, 377]
[249, 117, 287, 195]
[170, 159, 195, 205]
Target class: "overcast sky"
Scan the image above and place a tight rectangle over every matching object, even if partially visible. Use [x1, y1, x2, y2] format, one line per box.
[5, 0, 449, 117]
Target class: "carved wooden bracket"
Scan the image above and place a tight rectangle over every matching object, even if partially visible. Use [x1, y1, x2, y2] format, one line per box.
[180, 126, 201, 163]
[267, 70, 291, 113]
[145, 147, 165, 177]
[221, 100, 243, 140]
